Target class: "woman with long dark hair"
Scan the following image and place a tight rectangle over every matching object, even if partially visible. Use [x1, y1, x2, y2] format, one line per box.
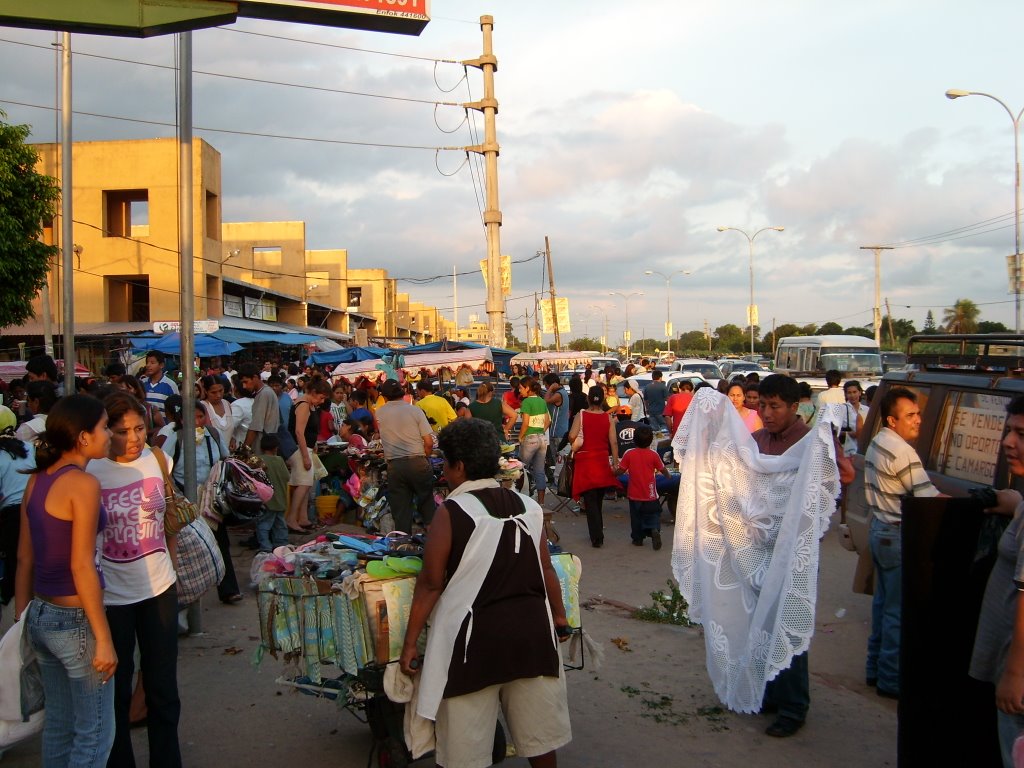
[286, 378, 331, 532]
[90, 391, 181, 768]
[199, 374, 234, 453]
[567, 388, 622, 547]
[15, 395, 117, 766]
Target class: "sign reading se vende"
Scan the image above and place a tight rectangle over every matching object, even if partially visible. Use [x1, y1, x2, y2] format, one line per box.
[239, 0, 430, 34]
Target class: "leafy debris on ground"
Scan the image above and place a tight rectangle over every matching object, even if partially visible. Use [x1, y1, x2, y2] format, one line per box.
[632, 579, 694, 626]
[610, 637, 633, 652]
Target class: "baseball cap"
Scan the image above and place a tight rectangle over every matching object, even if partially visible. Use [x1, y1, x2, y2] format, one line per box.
[379, 379, 404, 400]
[615, 405, 632, 416]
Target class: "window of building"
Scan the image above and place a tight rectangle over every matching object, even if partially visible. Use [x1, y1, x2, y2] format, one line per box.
[347, 287, 362, 309]
[105, 275, 150, 322]
[103, 189, 149, 238]
[205, 191, 220, 240]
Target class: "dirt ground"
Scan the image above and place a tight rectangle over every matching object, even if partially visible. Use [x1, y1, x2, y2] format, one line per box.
[0, 497, 896, 768]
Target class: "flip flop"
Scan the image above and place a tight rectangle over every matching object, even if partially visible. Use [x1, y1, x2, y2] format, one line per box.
[365, 560, 401, 579]
[383, 556, 423, 575]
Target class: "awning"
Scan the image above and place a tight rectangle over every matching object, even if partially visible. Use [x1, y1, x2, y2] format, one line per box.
[0, 360, 92, 383]
[398, 348, 493, 375]
[331, 361, 388, 381]
[130, 333, 243, 357]
[510, 351, 594, 368]
[310, 346, 391, 365]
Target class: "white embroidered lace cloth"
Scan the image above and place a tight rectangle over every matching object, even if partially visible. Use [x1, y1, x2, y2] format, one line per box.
[670, 389, 842, 713]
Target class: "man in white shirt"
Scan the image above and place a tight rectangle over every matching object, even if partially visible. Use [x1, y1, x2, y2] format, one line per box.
[863, 386, 942, 699]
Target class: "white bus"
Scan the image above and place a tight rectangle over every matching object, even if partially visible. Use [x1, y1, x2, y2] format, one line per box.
[773, 335, 882, 386]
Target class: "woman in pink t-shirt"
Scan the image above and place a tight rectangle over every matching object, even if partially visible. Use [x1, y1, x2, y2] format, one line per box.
[728, 382, 763, 433]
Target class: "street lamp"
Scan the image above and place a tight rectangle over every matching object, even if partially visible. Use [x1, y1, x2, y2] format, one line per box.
[609, 291, 644, 359]
[946, 88, 1023, 333]
[589, 304, 609, 354]
[644, 269, 691, 355]
[716, 225, 785, 356]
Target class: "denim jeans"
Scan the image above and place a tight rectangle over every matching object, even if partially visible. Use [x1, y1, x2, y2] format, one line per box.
[997, 709, 1024, 768]
[26, 599, 115, 768]
[256, 507, 288, 552]
[763, 651, 810, 722]
[385, 456, 436, 534]
[519, 434, 547, 494]
[628, 499, 661, 542]
[648, 412, 667, 432]
[105, 585, 181, 768]
[867, 517, 902, 693]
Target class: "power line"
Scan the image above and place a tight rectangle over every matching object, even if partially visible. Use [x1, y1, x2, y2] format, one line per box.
[0, 98, 463, 151]
[219, 26, 461, 65]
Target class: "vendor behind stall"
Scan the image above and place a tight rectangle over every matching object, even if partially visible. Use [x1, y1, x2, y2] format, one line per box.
[400, 418, 572, 768]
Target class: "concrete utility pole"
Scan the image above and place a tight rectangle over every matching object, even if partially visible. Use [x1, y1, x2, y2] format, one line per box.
[463, 16, 504, 347]
[60, 32, 74, 394]
[544, 236, 561, 350]
[178, 31, 197, 499]
[860, 245, 893, 346]
[885, 297, 897, 347]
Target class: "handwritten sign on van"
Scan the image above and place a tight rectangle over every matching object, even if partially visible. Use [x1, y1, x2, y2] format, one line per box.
[934, 393, 1009, 484]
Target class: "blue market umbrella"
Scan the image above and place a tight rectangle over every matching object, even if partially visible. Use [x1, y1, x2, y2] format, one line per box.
[144, 332, 242, 357]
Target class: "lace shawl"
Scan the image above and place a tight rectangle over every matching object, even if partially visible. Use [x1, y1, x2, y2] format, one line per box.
[670, 388, 842, 713]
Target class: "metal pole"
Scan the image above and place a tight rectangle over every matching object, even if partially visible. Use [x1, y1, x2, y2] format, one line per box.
[60, 32, 74, 394]
[1015, 114, 1022, 334]
[544, 236, 561, 350]
[178, 32, 197, 500]
[665, 276, 671, 354]
[748, 237, 755, 357]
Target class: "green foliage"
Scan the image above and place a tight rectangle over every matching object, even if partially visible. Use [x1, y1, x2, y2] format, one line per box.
[0, 113, 60, 330]
[677, 330, 710, 351]
[978, 320, 1010, 333]
[713, 323, 745, 353]
[943, 298, 981, 333]
[843, 326, 874, 338]
[633, 579, 693, 626]
[816, 321, 844, 335]
[922, 310, 938, 334]
[567, 336, 604, 352]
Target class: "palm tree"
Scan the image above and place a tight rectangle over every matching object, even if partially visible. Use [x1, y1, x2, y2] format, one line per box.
[942, 299, 980, 334]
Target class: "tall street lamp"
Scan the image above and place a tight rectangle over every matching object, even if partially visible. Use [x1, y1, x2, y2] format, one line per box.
[589, 304, 609, 354]
[716, 225, 785, 356]
[644, 269, 690, 355]
[946, 88, 1023, 333]
[609, 291, 643, 359]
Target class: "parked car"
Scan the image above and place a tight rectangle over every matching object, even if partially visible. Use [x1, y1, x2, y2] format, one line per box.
[720, 360, 765, 379]
[616, 371, 705, 407]
[671, 358, 724, 387]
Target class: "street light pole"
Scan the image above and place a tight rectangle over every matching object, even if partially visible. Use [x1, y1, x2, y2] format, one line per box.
[610, 291, 643, 359]
[590, 304, 609, 354]
[716, 225, 785, 356]
[946, 88, 1023, 333]
[644, 269, 690, 355]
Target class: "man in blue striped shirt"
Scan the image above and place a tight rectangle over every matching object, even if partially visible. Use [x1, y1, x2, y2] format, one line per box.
[142, 350, 179, 416]
[864, 386, 942, 699]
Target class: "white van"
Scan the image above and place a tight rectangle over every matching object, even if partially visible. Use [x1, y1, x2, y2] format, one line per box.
[773, 335, 882, 388]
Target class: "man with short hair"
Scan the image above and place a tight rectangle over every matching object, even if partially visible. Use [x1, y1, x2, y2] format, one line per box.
[239, 362, 280, 449]
[415, 381, 457, 431]
[104, 362, 127, 386]
[376, 379, 436, 532]
[864, 387, 942, 700]
[817, 369, 845, 405]
[267, 374, 298, 460]
[142, 350, 179, 416]
[644, 371, 668, 432]
[751, 374, 832, 738]
[260, 361, 274, 381]
[26, 353, 64, 396]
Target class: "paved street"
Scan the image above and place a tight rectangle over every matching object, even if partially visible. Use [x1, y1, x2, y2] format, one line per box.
[1, 497, 896, 768]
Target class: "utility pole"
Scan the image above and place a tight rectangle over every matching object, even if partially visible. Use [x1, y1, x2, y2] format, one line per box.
[60, 32, 74, 394]
[178, 31, 197, 500]
[860, 245, 893, 346]
[532, 292, 540, 352]
[544, 235, 561, 350]
[704, 319, 711, 353]
[885, 297, 897, 348]
[463, 16, 504, 347]
[452, 265, 458, 341]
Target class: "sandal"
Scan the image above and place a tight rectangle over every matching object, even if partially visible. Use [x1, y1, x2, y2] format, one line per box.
[221, 594, 243, 605]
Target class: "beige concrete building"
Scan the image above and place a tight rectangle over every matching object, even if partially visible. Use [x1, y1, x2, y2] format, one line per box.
[17, 136, 451, 359]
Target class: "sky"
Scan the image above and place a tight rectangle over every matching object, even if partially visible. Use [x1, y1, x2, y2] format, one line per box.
[2, 0, 1023, 348]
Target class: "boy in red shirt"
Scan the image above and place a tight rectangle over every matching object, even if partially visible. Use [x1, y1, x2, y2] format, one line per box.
[616, 424, 672, 550]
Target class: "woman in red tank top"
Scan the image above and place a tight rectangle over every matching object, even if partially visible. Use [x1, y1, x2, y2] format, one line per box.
[567, 388, 622, 547]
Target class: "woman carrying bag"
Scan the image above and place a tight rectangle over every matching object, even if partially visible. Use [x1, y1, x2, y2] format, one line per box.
[15, 395, 118, 767]
[567, 388, 622, 548]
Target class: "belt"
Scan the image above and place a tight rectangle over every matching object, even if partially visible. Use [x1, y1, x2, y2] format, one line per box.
[388, 455, 428, 462]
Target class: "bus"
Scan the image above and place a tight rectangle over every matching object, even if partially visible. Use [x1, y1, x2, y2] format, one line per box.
[773, 335, 882, 387]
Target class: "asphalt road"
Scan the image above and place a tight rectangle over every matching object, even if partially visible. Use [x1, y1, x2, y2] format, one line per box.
[0, 497, 896, 768]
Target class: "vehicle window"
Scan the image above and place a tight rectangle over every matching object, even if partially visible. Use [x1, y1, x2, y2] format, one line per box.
[930, 390, 1010, 484]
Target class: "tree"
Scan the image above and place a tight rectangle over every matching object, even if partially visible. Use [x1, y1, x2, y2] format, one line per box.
[568, 336, 604, 352]
[677, 330, 710, 353]
[843, 326, 874, 339]
[978, 320, 1010, 333]
[0, 112, 60, 330]
[761, 323, 803, 354]
[922, 310, 938, 334]
[943, 298, 980, 334]
[713, 324, 745, 353]
[816, 321, 844, 335]
[883, 316, 917, 340]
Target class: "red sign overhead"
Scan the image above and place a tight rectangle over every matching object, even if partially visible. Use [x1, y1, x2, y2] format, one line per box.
[239, 0, 430, 34]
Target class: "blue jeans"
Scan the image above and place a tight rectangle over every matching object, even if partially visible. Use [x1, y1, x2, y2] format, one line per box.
[256, 507, 288, 552]
[997, 709, 1024, 768]
[628, 499, 661, 543]
[26, 599, 115, 768]
[519, 434, 547, 494]
[763, 651, 810, 722]
[867, 517, 902, 693]
[648, 412, 667, 432]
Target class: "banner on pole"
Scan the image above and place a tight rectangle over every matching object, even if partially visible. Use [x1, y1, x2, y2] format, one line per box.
[480, 255, 512, 296]
[540, 297, 571, 335]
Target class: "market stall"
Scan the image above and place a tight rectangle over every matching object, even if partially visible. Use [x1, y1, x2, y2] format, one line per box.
[509, 350, 595, 373]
